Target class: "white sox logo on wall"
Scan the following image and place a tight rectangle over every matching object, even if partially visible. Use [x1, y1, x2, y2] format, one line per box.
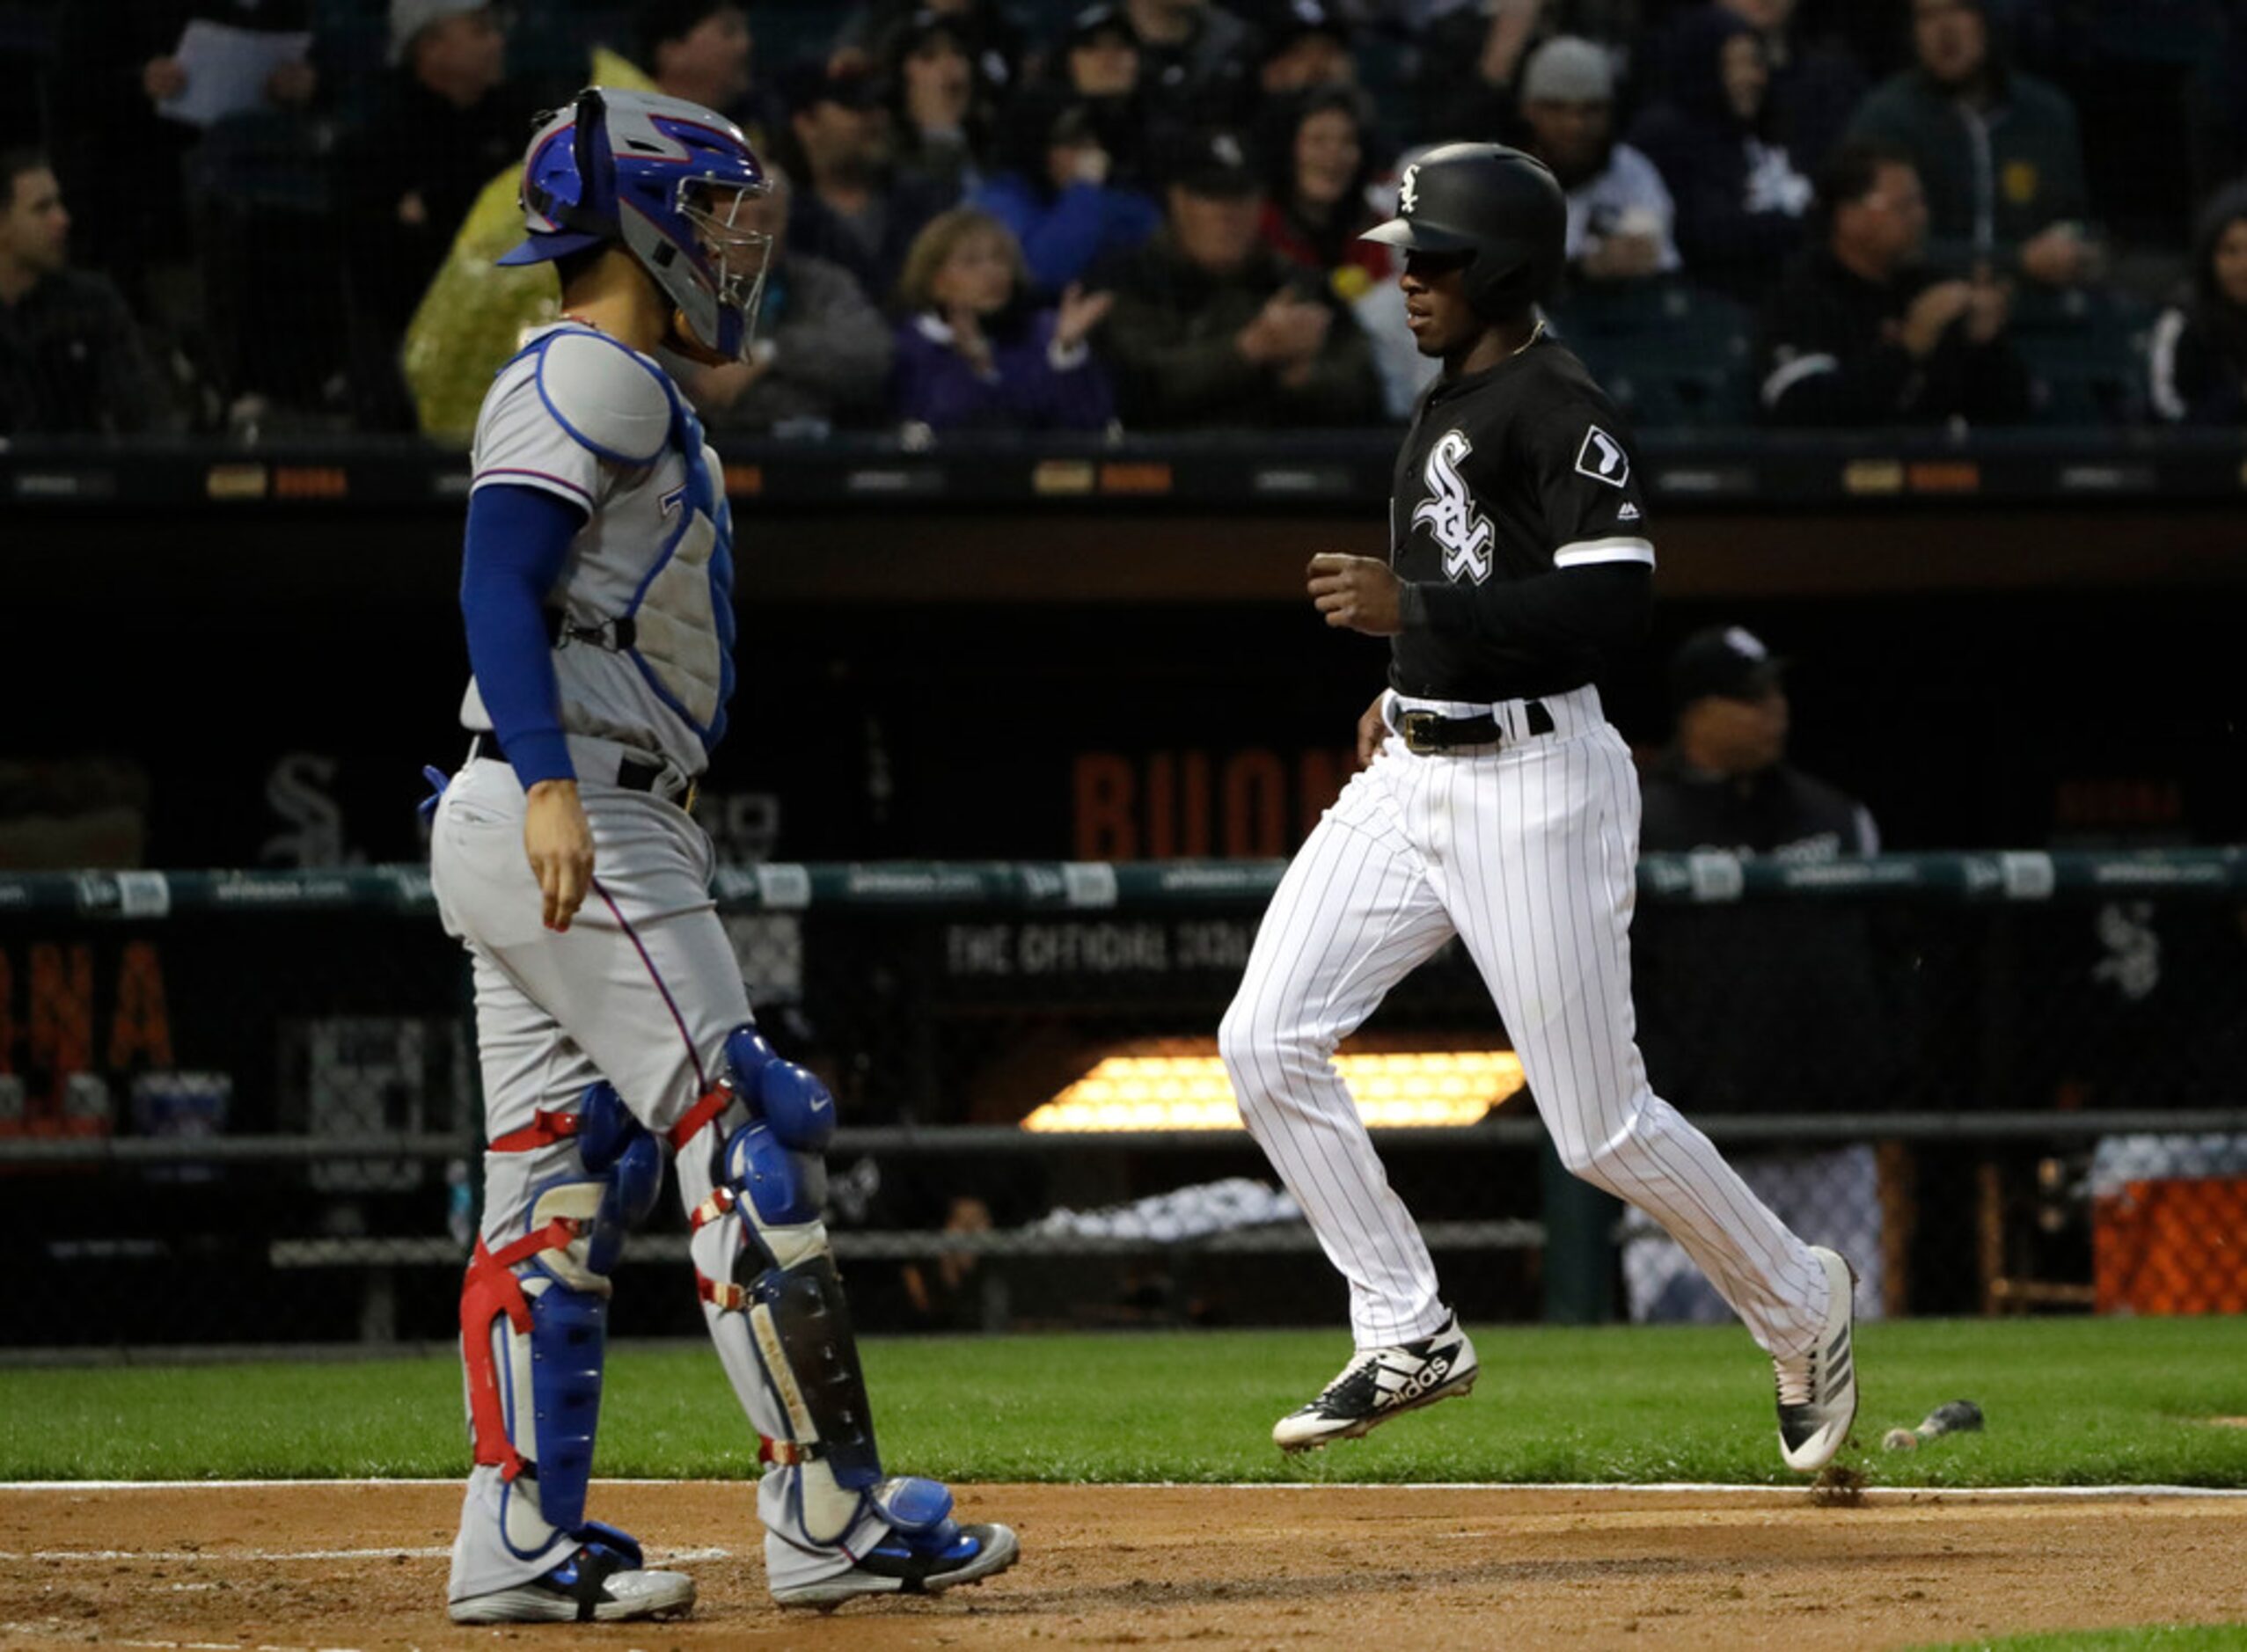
[1413, 429, 1493, 583]
[1575, 425, 1629, 487]
[1398, 164, 1420, 216]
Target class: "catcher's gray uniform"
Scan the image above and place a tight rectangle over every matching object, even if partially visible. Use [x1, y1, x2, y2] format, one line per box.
[435, 323, 889, 1604]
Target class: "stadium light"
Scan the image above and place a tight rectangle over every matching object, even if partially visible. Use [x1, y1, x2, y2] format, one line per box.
[1021, 1047, 1526, 1132]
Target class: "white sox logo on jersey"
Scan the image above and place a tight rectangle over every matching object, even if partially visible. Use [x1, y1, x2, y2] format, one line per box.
[1413, 428, 1493, 583]
[1575, 425, 1630, 487]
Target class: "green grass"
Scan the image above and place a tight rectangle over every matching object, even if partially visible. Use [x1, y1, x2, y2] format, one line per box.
[1914, 1628, 2247, 1650]
[4, 1316, 2245, 1486]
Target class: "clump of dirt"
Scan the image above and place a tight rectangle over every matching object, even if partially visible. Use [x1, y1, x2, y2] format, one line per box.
[1810, 1461, 1869, 1507]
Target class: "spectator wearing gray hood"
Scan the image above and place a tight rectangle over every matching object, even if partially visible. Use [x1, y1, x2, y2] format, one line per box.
[2148, 183, 2247, 427]
[1627, 7, 1812, 304]
[1517, 36, 1679, 287]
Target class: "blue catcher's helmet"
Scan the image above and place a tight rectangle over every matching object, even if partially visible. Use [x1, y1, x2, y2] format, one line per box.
[499, 86, 772, 362]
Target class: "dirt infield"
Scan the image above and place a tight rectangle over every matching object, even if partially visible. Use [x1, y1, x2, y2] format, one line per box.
[3, 1481, 2245, 1651]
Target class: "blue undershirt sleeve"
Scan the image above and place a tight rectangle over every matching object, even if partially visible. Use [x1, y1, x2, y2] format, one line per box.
[460, 482, 587, 787]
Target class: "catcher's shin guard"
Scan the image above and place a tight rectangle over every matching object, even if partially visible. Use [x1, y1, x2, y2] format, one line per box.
[673, 1027, 882, 1547]
[462, 1084, 662, 1548]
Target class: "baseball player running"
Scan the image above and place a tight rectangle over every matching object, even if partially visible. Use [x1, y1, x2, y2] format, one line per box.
[1219, 143, 1858, 1471]
[428, 89, 1017, 1623]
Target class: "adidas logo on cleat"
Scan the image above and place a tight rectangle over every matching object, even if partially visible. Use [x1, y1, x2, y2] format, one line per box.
[1390, 1355, 1453, 1403]
[1272, 1316, 1481, 1452]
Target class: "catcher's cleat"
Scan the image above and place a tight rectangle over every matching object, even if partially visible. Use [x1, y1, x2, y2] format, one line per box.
[1775, 1246, 1860, 1473]
[772, 1520, 1021, 1609]
[448, 1529, 694, 1624]
[1273, 1312, 1478, 1453]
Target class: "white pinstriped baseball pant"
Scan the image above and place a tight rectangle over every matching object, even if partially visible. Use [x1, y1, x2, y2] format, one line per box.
[1219, 684, 1833, 1358]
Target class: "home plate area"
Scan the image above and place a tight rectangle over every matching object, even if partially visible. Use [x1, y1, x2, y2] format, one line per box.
[2, 1481, 2244, 1649]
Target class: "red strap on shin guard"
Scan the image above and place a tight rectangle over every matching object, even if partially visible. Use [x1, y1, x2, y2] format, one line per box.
[490, 1110, 582, 1153]
[696, 1272, 749, 1312]
[688, 1187, 736, 1231]
[668, 1085, 733, 1153]
[459, 1218, 582, 1480]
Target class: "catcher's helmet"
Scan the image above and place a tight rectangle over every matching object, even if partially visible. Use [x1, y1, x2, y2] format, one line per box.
[1361, 142, 1566, 319]
[499, 87, 772, 362]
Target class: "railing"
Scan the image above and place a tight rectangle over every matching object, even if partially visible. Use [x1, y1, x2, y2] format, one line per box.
[4, 428, 2244, 515]
[5, 847, 2242, 921]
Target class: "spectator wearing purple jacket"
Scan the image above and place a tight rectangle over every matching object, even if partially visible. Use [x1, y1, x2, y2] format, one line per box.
[890, 207, 1116, 432]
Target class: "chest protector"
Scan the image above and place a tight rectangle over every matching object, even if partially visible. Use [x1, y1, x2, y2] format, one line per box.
[512, 325, 738, 754]
[626, 382, 736, 749]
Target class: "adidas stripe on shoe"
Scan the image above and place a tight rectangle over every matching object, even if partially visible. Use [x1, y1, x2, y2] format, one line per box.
[1775, 1246, 1859, 1473]
[1273, 1312, 1478, 1453]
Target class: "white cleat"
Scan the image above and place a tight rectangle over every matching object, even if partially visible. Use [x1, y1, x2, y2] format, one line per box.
[1775, 1246, 1860, 1473]
[1273, 1313, 1479, 1454]
[771, 1521, 1021, 1609]
[450, 1547, 695, 1625]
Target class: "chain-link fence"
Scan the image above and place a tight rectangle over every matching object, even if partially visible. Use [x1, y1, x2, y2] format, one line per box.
[1, 852, 2242, 1355]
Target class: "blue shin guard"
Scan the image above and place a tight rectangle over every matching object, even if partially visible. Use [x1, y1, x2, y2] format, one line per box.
[464, 1083, 662, 1539]
[681, 1034, 887, 1543]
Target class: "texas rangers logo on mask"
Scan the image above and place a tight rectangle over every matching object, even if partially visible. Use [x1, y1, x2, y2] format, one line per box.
[1398, 164, 1421, 216]
[1413, 429, 1493, 582]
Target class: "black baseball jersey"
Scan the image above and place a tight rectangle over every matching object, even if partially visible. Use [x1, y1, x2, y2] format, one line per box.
[1387, 336, 1655, 703]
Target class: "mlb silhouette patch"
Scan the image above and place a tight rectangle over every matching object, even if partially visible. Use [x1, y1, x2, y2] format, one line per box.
[1575, 426, 1629, 487]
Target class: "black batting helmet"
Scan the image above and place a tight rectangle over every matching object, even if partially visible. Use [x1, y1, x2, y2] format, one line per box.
[1361, 143, 1566, 319]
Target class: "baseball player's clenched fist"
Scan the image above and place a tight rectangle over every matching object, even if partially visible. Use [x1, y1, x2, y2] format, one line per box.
[1307, 553, 1404, 636]
[523, 780, 596, 932]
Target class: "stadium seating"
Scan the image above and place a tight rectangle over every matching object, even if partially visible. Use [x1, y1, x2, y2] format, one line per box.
[1544, 280, 1758, 430]
[2008, 285, 2157, 427]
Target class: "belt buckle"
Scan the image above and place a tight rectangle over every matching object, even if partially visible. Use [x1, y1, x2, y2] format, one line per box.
[1401, 710, 1438, 755]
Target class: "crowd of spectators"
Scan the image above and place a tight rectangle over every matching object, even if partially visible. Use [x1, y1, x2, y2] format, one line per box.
[0, 0, 2243, 442]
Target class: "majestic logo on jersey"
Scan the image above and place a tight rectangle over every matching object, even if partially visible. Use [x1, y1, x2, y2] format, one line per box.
[1413, 428, 1494, 583]
[1398, 164, 1420, 216]
[1575, 425, 1629, 487]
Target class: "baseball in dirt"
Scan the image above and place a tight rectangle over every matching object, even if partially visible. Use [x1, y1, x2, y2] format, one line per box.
[1882, 1428, 1919, 1452]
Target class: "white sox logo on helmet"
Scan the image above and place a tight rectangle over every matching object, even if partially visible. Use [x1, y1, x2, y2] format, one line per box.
[1413, 429, 1493, 583]
[1398, 164, 1421, 216]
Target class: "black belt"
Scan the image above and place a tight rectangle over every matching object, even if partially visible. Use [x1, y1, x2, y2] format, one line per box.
[472, 731, 681, 799]
[1398, 699, 1555, 755]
